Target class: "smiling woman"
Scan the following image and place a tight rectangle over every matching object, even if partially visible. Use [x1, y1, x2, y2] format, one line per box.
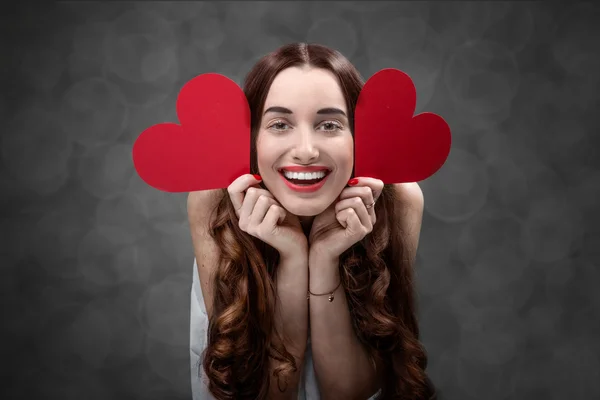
[255, 65, 355, 217]
[188, 42, 437, 400]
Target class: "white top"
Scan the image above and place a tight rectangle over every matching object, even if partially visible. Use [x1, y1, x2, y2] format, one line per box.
[190, 257, 381, 399]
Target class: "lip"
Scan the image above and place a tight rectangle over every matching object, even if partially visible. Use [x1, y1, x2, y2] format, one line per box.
[279, 170, 331, 193]
[278, 165, 331, 173]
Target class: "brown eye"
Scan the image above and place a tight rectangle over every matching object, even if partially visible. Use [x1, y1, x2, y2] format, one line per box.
[318, 121, 342, 132]
[269, 121, 290, 131]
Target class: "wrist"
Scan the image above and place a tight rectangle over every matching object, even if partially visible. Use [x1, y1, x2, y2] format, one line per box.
[309, 245, 340, 267]
[279, 246, 309, 265]
[308, 250, 340, 274]
[308, 257, 341, 295]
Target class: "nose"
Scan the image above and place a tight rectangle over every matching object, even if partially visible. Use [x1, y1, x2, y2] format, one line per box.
[290, 128, 319, 163]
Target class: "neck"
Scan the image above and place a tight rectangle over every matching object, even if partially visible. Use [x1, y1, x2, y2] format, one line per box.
[299, 215, 315, 237]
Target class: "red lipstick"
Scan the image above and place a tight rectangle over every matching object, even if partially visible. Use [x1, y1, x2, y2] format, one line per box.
[278, 165, 331, 193]
[278, 165, 330, 173]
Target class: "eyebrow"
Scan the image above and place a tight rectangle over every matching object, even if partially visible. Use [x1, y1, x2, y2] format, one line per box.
[263, 106, 347, 117]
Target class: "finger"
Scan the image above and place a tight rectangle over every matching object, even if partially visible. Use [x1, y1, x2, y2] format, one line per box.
[237, 187, 256, 225]
[249, 195, 278, 227]
[339, 186, 374, 210]
[336, 208, 351, 229]
[335, 197, 372, 230]
[346, 208, 365, 235]
[238, 187, 272, 226]
[340, 188, 376, 227]
[336, 208, 363, 235]
[346, 177, 384, 203]
[262, 204, 286, 230]
[227, 174, 263, 216]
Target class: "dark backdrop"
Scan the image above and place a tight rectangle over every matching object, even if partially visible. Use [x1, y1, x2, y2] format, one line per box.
[2, 1, 599, 399]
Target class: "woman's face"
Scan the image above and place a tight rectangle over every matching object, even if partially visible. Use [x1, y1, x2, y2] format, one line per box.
[256, 66, 354, 217]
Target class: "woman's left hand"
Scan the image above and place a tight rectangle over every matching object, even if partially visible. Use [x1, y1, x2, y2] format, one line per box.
[308, 177, 384, 261]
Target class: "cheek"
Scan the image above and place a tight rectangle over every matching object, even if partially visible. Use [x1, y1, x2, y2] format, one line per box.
[256, 135, 270, 167]
[329, 138, 354, 189]
[339, 138, 354, 169]
[256, 135, 281, 178]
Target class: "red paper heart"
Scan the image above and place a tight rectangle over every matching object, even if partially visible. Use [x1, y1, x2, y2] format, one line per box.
[133, 69, 450, 192]
[132, 73, 250, 192]
[354, 68, 451, 183]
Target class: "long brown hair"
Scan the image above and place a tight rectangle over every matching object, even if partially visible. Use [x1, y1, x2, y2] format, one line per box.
[200, 43, 435, 399]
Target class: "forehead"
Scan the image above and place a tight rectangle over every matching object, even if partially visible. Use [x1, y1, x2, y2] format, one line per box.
[264, 67, 346, 112]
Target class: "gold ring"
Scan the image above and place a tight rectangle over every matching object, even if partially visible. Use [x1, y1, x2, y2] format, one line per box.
[365, 201, 375, 209]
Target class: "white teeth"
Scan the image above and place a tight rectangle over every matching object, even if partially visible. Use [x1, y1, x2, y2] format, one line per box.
[282, 170, 327, 180]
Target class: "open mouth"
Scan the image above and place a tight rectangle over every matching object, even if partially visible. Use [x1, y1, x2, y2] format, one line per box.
[277, 168, 332, 192]
[279, 169, 330, 185]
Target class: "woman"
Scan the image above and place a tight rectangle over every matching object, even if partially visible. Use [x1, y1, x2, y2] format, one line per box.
[188, 43, 436, 400]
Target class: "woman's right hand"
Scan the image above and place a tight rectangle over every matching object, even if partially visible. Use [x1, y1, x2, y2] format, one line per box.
[228, 174, 308, 260]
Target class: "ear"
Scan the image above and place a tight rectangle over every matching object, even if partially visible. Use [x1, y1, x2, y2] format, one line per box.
[354, 68, 451, 184]
[132, 73, 251, 192]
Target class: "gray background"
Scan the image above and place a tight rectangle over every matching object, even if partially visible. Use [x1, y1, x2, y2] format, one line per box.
[2, 1, 599, 399]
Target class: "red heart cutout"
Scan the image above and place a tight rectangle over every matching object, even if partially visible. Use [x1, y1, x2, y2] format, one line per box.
[133, 69, 450, 192]
[354, 68, 451, 183]
[132, 73, 250, 192]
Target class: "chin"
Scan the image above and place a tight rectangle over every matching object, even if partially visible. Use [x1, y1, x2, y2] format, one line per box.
[279, 198, 330, 217]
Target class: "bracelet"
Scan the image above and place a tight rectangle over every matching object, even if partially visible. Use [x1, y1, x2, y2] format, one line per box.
[307, 280, 342, 302]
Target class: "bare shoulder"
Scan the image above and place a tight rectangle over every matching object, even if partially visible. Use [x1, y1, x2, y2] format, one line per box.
[187, 189, 225, 225]
[392, 182, 424, 214]
[187, 189, 225, 318]
[392, 183, 424, 260]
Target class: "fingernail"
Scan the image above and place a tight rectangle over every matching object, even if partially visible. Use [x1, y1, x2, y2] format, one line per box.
[348, 178, 358, 186]
[253, 174, 262, 181]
